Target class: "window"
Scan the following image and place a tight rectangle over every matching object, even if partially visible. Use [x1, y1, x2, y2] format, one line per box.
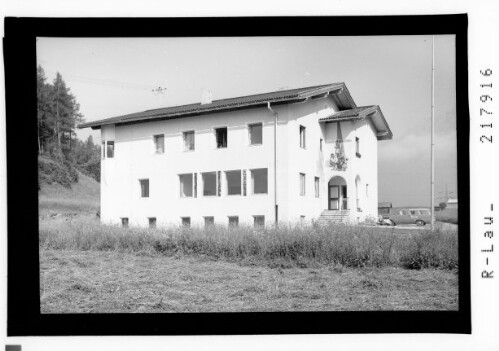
[179, 174, 193, 197]
[225, 170, 241, 195]
[410, 210, 418, 215]
[101, 141, 105, 159]
[228, 216, 239, 227]
[215, 127, 227, 148]
[148, 217, 156, 228]
[300, 173, 306, 196]
[202, 172, 217, 196]
[253, 216, 265, 227]
[106, 141, 115, 158]
[139, 179, 149, 198]
[300, 215, 306, 225]
[181, 217, 191, 227]
[320, 138, 323, 151]
[249, 123, 263, 145]
[251, 168, 268, 194]
[402, 210, 410, 216]
[183, 131, 195, 151]
[299, 125, 306, 148]
[121, 217, 129, 228]
[366, 183, 369, 197]
[154, 134, 165, 154]
[356, 137, 361, 157]
[315, 177, 320, 197]
[204, 216, 214, 227]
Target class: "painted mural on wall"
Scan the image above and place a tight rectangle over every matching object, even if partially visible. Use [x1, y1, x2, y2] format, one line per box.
[329, 122, 348, 171]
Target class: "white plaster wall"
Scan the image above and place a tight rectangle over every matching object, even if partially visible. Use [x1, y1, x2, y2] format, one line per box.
[99, 96, 382, 227]
[322, 118, 379, 222]
[101, 107, 281, 227]
[284, 97, 339, 224]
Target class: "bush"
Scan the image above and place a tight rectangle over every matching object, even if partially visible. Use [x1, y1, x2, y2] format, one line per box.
[38, 155, 80, 188]
[400, 230, 458, 270]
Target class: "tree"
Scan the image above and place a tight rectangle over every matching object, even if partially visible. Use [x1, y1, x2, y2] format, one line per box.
[37, 66, 97, 188]
[37, 66, 52, 154]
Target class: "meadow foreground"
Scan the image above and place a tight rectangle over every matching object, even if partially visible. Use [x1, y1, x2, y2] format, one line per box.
[39, 175, 459, 313]
[40, 248, 458, 313]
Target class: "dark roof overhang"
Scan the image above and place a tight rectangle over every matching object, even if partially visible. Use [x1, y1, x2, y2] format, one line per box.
[78, 83, 356, 130]
[319, 105, 393, 141]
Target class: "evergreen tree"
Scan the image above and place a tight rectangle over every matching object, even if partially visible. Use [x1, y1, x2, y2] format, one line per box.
[37, 65, 100, 187]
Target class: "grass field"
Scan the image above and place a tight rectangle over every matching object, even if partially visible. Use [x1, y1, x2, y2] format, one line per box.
[39, 173, 100, 216]
[436, 208, 459, 225]
[38, 176, 459, 313]
[40, 249, 458, 313]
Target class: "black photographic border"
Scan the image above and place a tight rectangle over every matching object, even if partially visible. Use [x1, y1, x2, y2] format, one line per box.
[4, 15, 471, 336]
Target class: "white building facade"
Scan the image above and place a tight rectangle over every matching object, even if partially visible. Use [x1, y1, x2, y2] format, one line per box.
[79, 83, 392, 227]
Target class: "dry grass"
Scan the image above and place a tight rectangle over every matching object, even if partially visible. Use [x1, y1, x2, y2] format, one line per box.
[38, 176, 459, 313]
[39, 216, 458, 270]
[39, 173, 100, 216]
[436, 208, 459, 225]
[40, 249, 459, 313]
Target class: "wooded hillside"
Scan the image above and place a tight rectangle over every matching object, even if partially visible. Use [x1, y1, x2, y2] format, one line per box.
[37, 65, 100, 187]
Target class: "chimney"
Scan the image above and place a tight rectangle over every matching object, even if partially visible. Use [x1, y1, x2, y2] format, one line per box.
[201, 89, 212, 105]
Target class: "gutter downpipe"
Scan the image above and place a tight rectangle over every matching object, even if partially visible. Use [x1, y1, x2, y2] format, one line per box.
[267, 102, 278, 226]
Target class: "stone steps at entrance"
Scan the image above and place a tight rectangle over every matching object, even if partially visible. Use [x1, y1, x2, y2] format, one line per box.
[316, 210, 350, 224]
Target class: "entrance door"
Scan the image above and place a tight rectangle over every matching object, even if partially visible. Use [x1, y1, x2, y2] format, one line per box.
[329, 185, 340, 210]
[341, 185, 348, 210]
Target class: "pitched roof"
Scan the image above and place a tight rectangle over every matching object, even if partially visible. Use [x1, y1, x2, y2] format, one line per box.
[78, 83, 354, 129]
[319, 105, 393, 140]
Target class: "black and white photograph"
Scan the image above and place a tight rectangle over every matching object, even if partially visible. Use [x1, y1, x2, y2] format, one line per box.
[4, 4, 499, 349]
[36, 34, 460, 313]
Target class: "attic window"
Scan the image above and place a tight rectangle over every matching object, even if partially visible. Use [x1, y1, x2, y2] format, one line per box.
[215, 127, 227, 148]
[154, 134, 165, 154]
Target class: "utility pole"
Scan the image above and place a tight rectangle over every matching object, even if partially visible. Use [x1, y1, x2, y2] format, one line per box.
[430, 35, 435, 230]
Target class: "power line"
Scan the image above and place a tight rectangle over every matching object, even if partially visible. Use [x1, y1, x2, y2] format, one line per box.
[43, 69, 157, 91]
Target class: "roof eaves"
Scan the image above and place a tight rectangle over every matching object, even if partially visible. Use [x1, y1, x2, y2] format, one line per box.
[78, 83, 355, 129]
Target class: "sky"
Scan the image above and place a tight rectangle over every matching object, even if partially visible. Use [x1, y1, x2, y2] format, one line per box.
[37, 36, 457, 207]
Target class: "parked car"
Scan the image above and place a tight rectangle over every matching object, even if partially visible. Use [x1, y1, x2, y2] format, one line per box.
[379, 207, 431, 226]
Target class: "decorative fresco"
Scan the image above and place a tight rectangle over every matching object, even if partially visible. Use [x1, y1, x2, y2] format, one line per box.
[329, 122, 348, 171]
